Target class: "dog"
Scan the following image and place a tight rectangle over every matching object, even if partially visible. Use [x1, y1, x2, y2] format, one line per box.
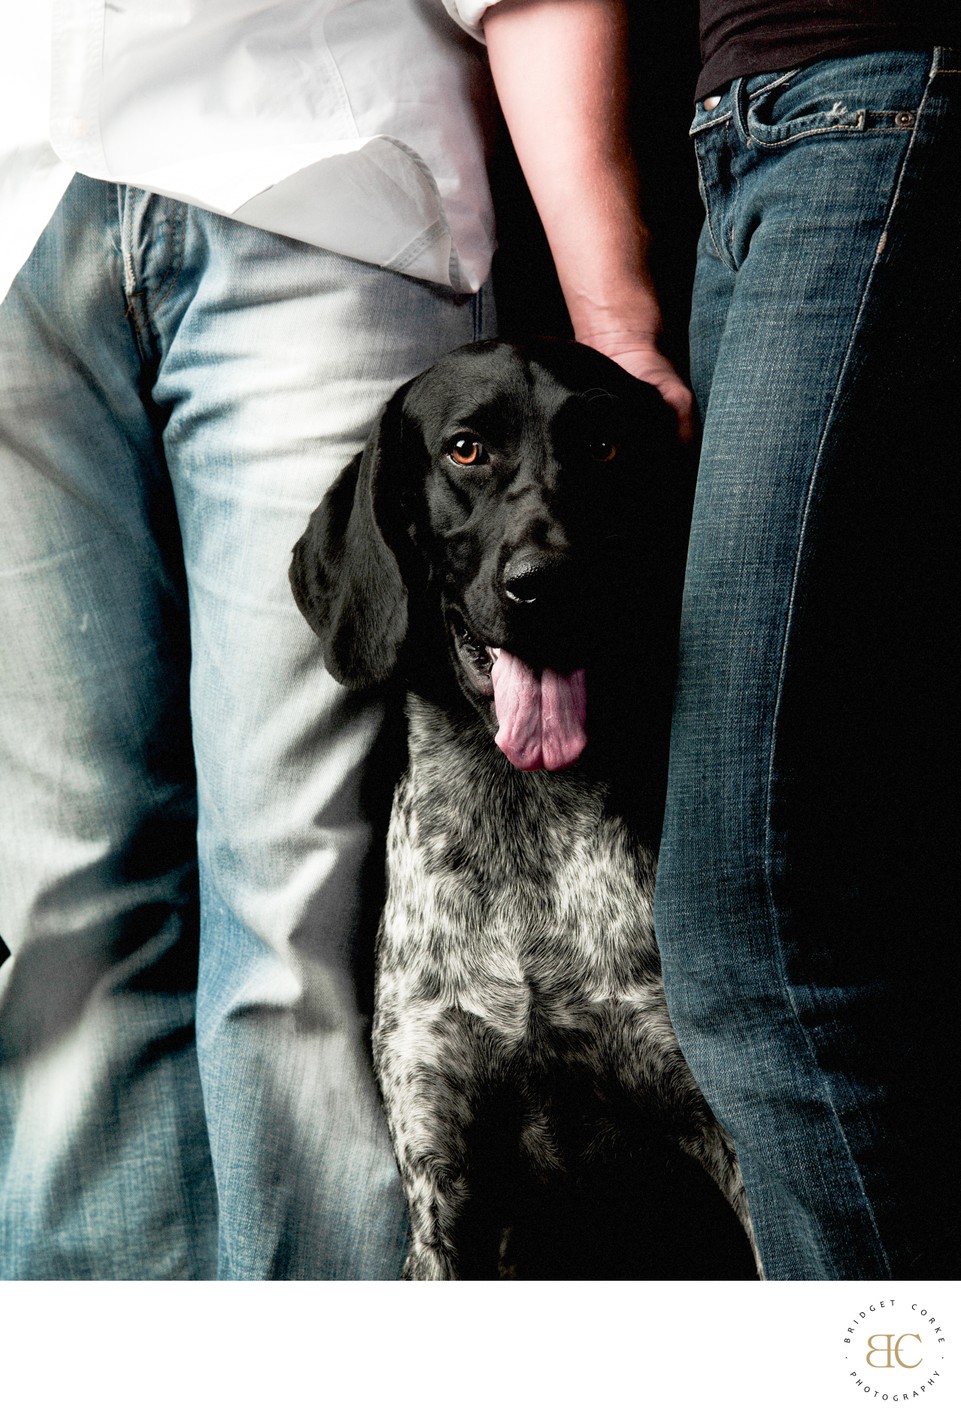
[290, 338, 757, 1279]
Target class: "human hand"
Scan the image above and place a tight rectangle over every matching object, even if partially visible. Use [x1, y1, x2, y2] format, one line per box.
[578, 331, 696, 444]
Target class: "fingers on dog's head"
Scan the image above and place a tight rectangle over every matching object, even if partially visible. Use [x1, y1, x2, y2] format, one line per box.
[290, 384, 414, 689]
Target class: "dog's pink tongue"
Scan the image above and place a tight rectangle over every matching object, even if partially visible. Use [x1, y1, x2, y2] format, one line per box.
[490, 650, 587, 771]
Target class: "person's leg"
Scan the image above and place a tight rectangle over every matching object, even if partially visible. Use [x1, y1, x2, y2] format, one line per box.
[0, 177, 217, 1278]
[141, 197, 492, 1279]
[655, 50, 961, 1279]
[1, 174, 493, 1280]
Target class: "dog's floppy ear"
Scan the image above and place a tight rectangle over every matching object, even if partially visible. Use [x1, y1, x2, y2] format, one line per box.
[290, 384, 414, 688]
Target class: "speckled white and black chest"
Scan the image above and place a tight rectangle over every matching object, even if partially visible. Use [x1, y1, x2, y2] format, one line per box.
[374, 700, 754, 1279]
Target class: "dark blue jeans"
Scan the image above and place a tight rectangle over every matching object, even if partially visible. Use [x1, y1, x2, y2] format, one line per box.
[655, 49, 961, 1279]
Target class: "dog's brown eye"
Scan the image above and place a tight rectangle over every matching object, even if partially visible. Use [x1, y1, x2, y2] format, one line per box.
[591, 440, 617, 463]
[448, 437, 486, 466]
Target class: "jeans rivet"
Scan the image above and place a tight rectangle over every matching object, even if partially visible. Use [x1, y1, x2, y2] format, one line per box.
[895, 111, 914, 127]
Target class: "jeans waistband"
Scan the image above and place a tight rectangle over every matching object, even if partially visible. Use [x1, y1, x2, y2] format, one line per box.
[690, 46, 960, 136]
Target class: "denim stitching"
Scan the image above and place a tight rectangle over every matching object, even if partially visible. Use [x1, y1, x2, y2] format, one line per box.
[759, 63, 934, 1280]
[744, 68, 802, 102]
[690, 68, 802, 137]
[746, 111, 926, 149]
[120, 188, 151, 358]
[143, 202, 187, 326]
[693, 123, 735, 270]
[689, 108, 730, 137]
[732, 77, 750, 145]
[750, 116, 865, 148]
[931, 45, 961, 75]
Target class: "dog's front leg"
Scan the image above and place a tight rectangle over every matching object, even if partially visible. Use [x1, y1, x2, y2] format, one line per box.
[374, 1003, 493, 1280]
[401, 1162, 469, 1281]
[604, 996, 763, 1276]
[678, 1119, 763, 1277]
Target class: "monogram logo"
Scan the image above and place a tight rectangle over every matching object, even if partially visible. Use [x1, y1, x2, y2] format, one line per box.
[841, 1299, 949, 1403]
[865, 1333, 923, 1370]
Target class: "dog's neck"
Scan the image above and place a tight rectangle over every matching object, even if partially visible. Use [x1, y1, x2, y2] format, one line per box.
[401, 687, 670, 852]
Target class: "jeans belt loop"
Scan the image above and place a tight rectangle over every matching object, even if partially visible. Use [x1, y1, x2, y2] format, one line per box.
[931, 44, 961, 76]
[732, 76, 750, 143]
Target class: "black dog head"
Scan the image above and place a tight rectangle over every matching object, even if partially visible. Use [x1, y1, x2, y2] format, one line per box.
[290, 339, 691, 771]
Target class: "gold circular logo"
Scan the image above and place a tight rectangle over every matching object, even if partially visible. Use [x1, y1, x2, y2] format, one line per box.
[842, 1298, 949, 1403]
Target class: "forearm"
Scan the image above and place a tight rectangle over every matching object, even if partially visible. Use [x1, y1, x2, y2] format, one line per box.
[484, 0, 692, 429]
[484, 0, 658, 347]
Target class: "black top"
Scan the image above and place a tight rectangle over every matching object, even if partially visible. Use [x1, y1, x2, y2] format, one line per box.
[697, 0, 961, 97]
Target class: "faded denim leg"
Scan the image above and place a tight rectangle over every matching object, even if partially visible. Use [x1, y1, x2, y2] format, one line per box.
[0, 180, 213, 1278]
[0, 175, 493, 1278]
[655, 51, 961, 1279]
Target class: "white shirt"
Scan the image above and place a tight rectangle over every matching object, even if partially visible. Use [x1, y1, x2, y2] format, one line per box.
[1, 0, 500, 305]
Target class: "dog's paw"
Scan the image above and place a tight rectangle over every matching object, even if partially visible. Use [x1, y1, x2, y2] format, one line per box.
[402, 1245, 459, 1281]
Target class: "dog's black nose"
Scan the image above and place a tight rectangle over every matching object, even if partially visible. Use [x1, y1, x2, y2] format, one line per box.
[503, 552, 572, 605]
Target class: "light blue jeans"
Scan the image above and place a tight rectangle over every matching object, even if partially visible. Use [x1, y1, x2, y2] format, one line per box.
[655, 49, 961, 1279]
[0, 177, 492, 1279]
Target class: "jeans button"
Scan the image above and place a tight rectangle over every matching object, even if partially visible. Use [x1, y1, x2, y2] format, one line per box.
[704, 95, 722, 111]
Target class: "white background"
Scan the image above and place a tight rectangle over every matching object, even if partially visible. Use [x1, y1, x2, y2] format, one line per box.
[6, 1279, 958, 1415]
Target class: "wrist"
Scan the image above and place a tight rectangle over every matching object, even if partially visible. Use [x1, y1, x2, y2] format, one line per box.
[565, 285, 666, 354]
[548, 220, 665, 350]
[573, 325, 664, 358]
